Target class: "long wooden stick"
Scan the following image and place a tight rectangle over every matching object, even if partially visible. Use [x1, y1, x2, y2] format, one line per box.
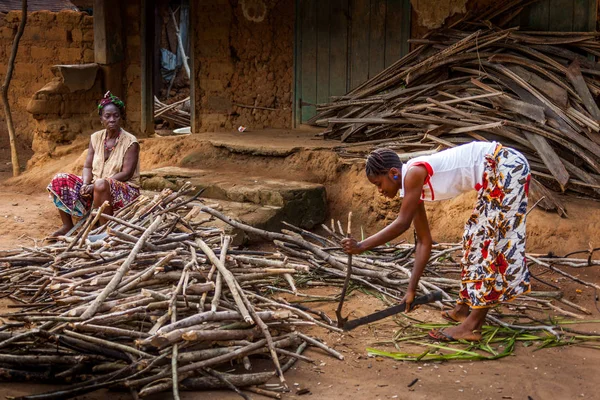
[195, 238, 252, 323]
[211, 236, 230, 312]
[169, 7, 190, 79]
[335, 212, 353, 327]
[79, 201, 110, 247]
[80, 216, 163, 319]
[0, 0, 27, 177]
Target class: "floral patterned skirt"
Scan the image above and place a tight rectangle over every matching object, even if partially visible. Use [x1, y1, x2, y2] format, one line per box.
[458, 144, 531, 309]
[48, 173, 140, 218]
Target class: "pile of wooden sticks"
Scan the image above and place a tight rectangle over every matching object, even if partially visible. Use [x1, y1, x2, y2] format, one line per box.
[154, 96, 190, 128]
[0, 187, 598, 398]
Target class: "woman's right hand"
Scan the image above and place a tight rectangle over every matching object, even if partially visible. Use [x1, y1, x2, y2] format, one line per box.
[341, 238, 364, 255]
[80, 183, 93, 197]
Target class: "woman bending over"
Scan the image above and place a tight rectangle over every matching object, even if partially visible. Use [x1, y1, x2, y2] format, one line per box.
[342, 142, 531, 341]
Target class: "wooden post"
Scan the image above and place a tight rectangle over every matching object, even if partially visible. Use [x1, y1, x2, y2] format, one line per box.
[93, 0, 124, 65]
[94, 0, 124, 102]
[189, 0, 199, 133]
[141, 0, 156, 136]
[0, 0, 27, 177]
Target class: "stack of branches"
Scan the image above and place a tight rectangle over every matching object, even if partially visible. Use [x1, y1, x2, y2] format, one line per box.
[311, 1, 600, 210]
[154, 96, 191, 128]
[0, 192, 599, 398]
[0, 188, 346, 400]
[203, 209, 600, 328]
[205, 210, 600, 355]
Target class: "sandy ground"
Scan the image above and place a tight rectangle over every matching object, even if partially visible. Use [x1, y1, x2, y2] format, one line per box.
[0, 131, 599, 399]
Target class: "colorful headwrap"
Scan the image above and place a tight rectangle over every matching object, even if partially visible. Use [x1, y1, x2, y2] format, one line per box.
[98, 91, 125, 116]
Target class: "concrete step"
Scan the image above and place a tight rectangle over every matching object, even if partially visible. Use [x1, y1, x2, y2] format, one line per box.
[140, 166, 327, 234]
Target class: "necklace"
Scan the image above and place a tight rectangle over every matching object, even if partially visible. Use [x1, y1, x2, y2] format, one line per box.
[104, 129, 121, 153]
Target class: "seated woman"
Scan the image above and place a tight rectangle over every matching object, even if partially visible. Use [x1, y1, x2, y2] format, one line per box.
[48, 91, 141, 237]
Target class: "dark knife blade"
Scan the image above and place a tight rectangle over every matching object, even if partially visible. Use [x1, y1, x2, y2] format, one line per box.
[343, 291, 444, 331]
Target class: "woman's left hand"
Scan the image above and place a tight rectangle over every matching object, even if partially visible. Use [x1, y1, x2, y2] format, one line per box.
[401, 289, 416, 312]
[341, 238, 364, 255]
[80, 184, 93, 198]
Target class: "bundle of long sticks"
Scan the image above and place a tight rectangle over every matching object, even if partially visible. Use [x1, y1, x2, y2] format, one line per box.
[0, 188, 345, 399]
[311, 1, 600, 208]
[154, 96, 190, 128]
[0, 191, 598, 398]
[205, 210, 600, 340]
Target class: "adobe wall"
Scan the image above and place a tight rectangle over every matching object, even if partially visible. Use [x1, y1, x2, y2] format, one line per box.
[410, 0, 498, 39]
[0, 10, 94, 144]
[192, 0, 294, 131]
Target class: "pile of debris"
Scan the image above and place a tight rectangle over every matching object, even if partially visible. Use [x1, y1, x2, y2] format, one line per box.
[312, 1, 600, 209]
[154, 96, 191, 128]
[0, 186, 598, 398]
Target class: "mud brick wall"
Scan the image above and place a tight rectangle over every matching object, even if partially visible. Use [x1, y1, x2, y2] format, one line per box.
[0, 10, 94, 144]
[26, 70, 104, 167]
[193, 0, 294, 131]
[410, 0, 497, 39]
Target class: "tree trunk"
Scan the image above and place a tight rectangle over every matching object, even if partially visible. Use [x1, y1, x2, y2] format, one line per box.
[0, 0, 27, 177]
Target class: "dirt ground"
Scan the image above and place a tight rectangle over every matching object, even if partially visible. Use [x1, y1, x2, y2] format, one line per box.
[0, 133, 599, 399]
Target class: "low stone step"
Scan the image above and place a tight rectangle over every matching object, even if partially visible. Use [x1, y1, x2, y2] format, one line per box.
[140, 166, 326, 230]
[191, 199, 281, 245]
[140, 190, 279, 245]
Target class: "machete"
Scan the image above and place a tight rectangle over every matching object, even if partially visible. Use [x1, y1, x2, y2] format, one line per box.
[343, 291, 443, 331]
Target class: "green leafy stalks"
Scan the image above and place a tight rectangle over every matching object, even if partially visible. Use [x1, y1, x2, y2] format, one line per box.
[366, 321, 600, 362]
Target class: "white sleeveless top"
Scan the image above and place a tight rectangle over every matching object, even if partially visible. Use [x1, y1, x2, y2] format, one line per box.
[399, 141, 498, 201]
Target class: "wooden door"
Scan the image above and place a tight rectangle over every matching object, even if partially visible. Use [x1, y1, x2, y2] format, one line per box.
[518, 0, 597, 31]
[295, 0, 411, 124]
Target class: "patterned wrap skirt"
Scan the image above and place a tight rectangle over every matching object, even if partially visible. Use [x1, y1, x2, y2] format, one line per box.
[48, 173, 140, 218]
[458, 144, 531, 308]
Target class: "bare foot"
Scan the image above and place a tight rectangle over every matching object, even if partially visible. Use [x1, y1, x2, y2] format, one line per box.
[441, 305, 470, 323]
[429, 325, 482, 342]
[50, 225, 72, 237]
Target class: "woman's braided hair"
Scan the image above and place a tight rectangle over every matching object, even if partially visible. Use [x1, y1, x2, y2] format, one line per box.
[365, 148, 402, 177]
